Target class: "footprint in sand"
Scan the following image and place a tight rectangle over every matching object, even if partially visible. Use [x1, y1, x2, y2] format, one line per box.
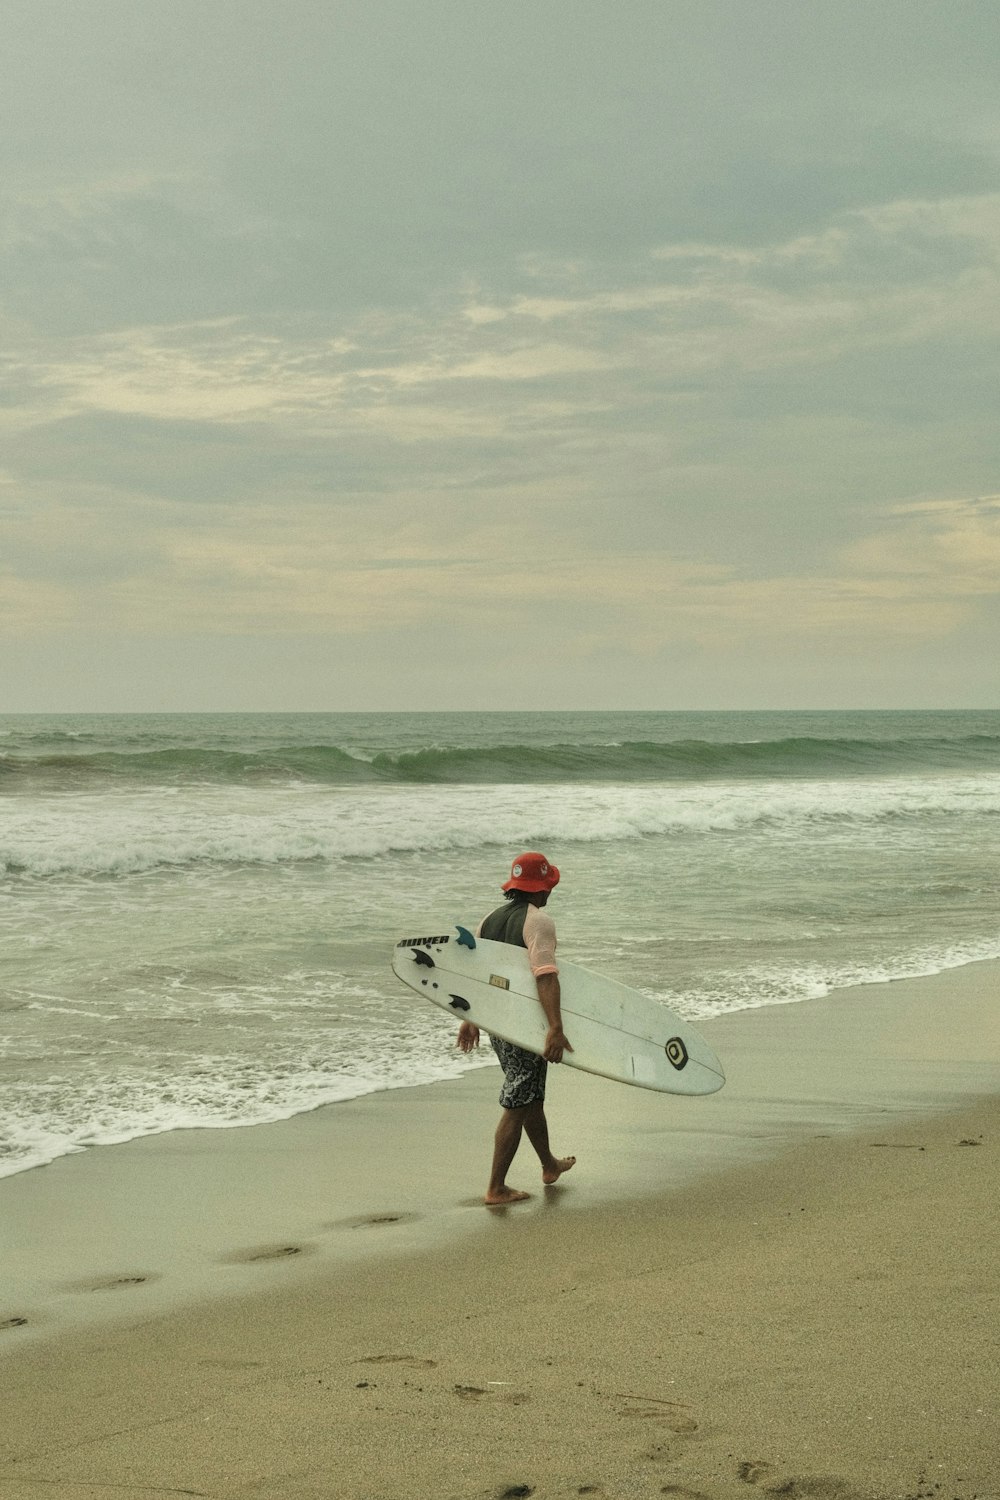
[643, 1442, 684, 1466]
[758, 1480, 858, 1499]
[738, 1462, 775, 1486]
[221, 1243, 315, 1264]
[325, 1212, 421, 1231]
[62, 1273, 160, 1293]
[453, 1383, 530, 1404]
[615, 1395, 698, 1433]
[356, 1354, 438, 1369]
[198, 1358, 266, 1370]
[1, 1316, 29, 1331]
[626, 1409, 698, 1432]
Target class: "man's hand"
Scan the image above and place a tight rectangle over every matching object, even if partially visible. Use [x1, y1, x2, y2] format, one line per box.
[543, 1023, 573, 1063]
[456, 1021, 481, 1053]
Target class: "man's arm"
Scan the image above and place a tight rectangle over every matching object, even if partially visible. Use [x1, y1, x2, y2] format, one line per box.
[456, 918, 486, 1052]
[536, 972, 572, 1062]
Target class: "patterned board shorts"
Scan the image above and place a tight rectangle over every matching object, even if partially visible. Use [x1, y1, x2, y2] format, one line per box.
[490, 1035, 547, 1110]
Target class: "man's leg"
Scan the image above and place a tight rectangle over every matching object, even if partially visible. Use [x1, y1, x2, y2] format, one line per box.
[522, 1100, 576, 1184]
[484, 1038, 574, 1204]
[485, 1105, 531, 1205]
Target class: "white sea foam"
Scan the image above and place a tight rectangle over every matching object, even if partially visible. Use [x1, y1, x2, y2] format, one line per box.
[0, 1022, 497, 1179]
[3, 774, 999, 878]
[654, 934, 1000, 1020]
[4, 931, 998, 1180]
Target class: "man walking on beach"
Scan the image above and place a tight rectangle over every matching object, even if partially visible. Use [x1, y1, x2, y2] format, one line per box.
[456, 851, 576, 1205]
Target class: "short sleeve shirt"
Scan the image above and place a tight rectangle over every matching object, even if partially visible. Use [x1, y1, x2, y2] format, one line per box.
[521, 906, 558, 977]
[475, 905, 558, 978]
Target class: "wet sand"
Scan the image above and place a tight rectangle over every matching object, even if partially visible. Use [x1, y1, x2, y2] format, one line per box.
[2, 961, 999, 1498]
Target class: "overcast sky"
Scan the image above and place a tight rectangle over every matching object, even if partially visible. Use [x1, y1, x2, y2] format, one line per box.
[3, 0, 999, 711]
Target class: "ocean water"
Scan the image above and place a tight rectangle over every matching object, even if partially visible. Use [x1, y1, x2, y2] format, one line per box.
[2, 709, 999, 1178]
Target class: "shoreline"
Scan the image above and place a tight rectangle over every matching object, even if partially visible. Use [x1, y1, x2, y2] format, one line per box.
[3, 957, 998, 1346]
[7, 942, 999, 1187]
[2, 958, 998, 1497]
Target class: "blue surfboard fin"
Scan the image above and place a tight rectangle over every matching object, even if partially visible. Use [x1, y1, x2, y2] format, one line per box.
[455, 925, 477, 950]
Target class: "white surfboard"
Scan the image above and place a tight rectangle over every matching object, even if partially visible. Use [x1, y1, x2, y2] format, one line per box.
[391, 927, 725, 1097]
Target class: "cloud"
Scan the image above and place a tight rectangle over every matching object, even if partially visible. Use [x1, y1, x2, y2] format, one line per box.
[3, 2, 1000, 705]
[6, 191, 999, 452]
[0, 176, 292, 338]
[3, 480, 995, 662]
[845, 495, 1000, 595]
[1, 182, 995, 510]
[3, 189, 999, 674]
[0, 573, 73, 634]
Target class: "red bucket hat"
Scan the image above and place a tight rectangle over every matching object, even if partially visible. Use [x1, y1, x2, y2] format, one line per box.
[502, 851, 560, 893]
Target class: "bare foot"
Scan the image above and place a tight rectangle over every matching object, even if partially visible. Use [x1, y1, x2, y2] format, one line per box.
[484, 1186, 531, 1206]
[542, 1155, 576, 1185]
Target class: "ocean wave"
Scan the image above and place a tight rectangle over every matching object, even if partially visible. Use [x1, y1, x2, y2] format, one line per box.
[0, 744, 373, 785]
[656, 935, 1000, 1019]
[3, 775, 999, 878]
[3, 734, 1000, 789]
[4, 936, 999, 1179]
[0, 1048, 496, 1179]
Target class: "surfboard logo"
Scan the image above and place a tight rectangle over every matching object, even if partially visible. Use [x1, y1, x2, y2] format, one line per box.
[665, 1037, 689, 1070]
[489, 974, 510, 990]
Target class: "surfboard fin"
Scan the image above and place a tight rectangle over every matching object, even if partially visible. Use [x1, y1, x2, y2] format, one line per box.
[455, 925, 477, 950]
[448, 994, 470, 1011]
[411, 949, 435, 968]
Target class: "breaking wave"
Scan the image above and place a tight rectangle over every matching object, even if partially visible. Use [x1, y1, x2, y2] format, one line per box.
[3, 774, 999, 879]
[3, 733, 1000, 788]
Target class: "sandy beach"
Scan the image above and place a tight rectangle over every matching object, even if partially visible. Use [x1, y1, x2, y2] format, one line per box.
[2, 961, 999, 1500]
